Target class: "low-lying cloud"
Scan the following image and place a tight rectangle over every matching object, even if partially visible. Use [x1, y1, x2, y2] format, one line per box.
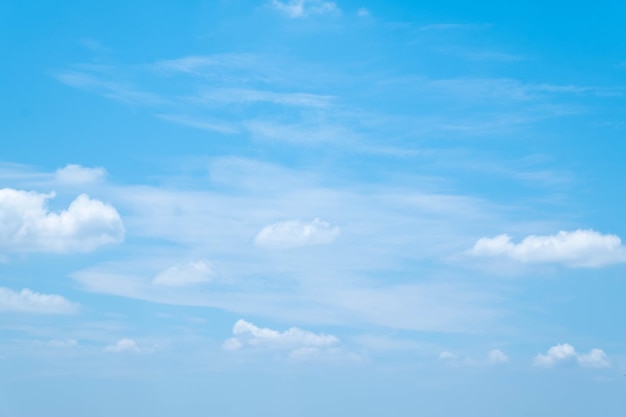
[469, 229, 626, 267]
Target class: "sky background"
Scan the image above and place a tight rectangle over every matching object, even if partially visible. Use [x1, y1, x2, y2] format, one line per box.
[2, 1, 626, 416]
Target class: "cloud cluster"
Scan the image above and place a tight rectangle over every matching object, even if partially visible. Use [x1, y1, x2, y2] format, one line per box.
[0, 287, 79, 314]
[533, 343, 610, 368]
[0, 189, 125, 253]
[270, 0, 340, 18]
[223, 319, 341, 360]
[469, 229, 626, 267]
[254, 218, 339, 249]
[152, 260, 213, 287]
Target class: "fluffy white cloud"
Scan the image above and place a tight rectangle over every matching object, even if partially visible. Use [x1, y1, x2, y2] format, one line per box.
[270, 0, 340, 18]
[533, 343, 576, 367]
[55, 164, 107, 184]
[533, 343, 610, 368]
[469, 229, 626, 267]
[487, 349, 510, 364]
[254, 218, 339, 249]
[0, 189, 125, 253]
[104, 338, 140, 353]
[577, 348, 610, 368]
[0, 287, 79, 314]
[223, 319, 340, 360]
[152, 260, 213, 287]
[439, 351, 457, 360]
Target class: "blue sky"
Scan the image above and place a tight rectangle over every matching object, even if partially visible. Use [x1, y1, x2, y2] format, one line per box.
[2, 1, 626, 415]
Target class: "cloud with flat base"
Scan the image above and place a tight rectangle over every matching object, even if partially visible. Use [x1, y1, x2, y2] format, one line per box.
[104, 338, 141, 353]
[533, 343, 610, 368]
[223, 319, 355, 361]
[0, 188, 125, 254]
[0, 287, 79, 314]
[468, 229, 626, 267]
[55, 164, 107, 184]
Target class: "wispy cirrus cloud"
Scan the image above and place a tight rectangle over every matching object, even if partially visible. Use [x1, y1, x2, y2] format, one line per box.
[254, 218, 339, 249]
[152, 260, 214, 287]
[157, 114, 239, 135]
[192, 88, 334, 108]
[7, 159, 513, 333]
[438, 348, 510, 366]
[269, 0, 341, 18]
[418, 22, 491, 31]
[56, 71, 165, 105]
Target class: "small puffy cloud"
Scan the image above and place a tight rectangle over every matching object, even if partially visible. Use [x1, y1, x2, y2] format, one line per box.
[270, 0, 340, 18]
[0, 189, 125, 253]
[0, 287, 79, 314]
[534, 343, 610, 368]
[223, 319, 341, 360]
[55, 164, 107, 184]
[254, 218, 339, 249]
[487, 349, 510, 364]
[439, 351, 457, 360]
[533, 343, 577, 367]
[152, 260, 213, 287]
[469, 229, 626, 267]
[104, 338, 140, 353]
[577, 349, 610, 368]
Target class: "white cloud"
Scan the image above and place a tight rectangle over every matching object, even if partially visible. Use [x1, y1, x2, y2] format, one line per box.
[439, 349, 509, 366]
[47, 339, 79, 348]
[195, 88, 333, 108]
[56, 71, 164, 105]
[254, 217, 339, 249]
[0, 287, 79, 314]
[157, 114, 239, 135]
[104, 338, 140, 353]
[0, 189, 125, 253]
[222, 319, 340, 360]
[533, 343, 577, 367]
[68, 158, 505, 333]
[487, 349, 510, 364]
[55, 164, 107, 184]
[357, 7, 369, 17]
[469, 229, 626, 267]
[577, 348, 610, 368]
[533, 343, 610, 368]
[439, 351, 457, 360]
[152, 260, 213, 287]
[270, 0, 340, 18]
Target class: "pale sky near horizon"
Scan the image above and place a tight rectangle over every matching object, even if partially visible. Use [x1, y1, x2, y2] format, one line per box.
[2, 1, 626, 416]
